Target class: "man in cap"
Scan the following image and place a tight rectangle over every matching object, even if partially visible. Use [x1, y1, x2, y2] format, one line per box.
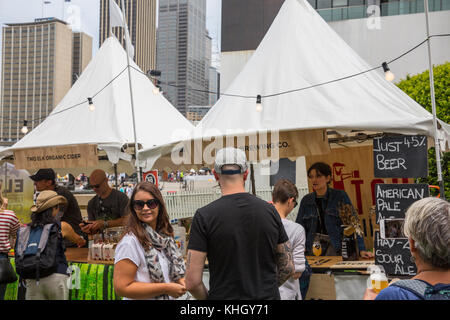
[185, 147, 294, 300]
[29, 169, 84, 247]
[80, 169, 129, 235]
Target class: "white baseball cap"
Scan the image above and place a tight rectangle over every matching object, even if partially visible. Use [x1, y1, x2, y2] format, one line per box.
[214, 147, 248, 175]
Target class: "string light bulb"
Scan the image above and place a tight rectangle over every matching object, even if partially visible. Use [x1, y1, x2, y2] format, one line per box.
[382, 62, 395, 82]
[88, 97, 95, 112]
[21, 120, 29, 134]
[256, 95, 262, 112]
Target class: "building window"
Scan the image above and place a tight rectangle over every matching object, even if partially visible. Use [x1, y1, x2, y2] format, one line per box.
[348, 0, 365, 5]
[307, 0, 317, 8]
[333, 0, 348, 6]
[317, 0, 333, 9]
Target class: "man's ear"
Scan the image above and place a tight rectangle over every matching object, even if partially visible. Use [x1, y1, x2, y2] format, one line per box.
[212, 169, 219, 181]
[243, 169, 249, 181]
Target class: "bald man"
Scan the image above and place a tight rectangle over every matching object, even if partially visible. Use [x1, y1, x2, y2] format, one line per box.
[80, 169, 130, 235]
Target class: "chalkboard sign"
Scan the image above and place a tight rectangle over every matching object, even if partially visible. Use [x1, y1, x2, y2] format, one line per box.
[270, 158, 296, 186]
[374, 231, 417, 276]
[375, 183, 429, 222]
[373, 135, 428, 178]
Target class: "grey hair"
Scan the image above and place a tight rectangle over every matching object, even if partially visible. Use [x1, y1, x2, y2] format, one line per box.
[403, 197, 450, 269]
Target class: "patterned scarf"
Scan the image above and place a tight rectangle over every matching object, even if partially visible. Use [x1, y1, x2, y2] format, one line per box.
[143, 223, 186, 300]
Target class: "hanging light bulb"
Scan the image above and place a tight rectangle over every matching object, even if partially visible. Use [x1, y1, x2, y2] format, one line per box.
[21, 120, 29, 134]
[382, 62, 395, 82]
[256, 95, 262, 112]
[88, 97, 95, 112]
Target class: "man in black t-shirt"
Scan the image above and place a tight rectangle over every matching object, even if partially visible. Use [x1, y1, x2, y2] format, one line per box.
[80, 169, 129, 235]
[185, 148, 294, 300]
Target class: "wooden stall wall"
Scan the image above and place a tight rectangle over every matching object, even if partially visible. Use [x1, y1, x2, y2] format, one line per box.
[305, 145, 413, 250]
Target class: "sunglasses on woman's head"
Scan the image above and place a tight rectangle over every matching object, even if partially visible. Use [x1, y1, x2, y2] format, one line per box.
[132, 199, 159, 210]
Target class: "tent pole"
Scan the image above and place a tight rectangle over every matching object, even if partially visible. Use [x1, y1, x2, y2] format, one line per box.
[114, 164, 118, 190]
[424, 0, 445, 200]
[3, 162, 7, 196]
[120, 0, 141, 182]
[250, 163, 256, 196]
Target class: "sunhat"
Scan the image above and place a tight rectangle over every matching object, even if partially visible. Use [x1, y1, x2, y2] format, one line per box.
[31, 190, 67, 213]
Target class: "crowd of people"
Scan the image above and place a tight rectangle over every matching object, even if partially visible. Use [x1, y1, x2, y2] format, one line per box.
[0, 147, 448, 301]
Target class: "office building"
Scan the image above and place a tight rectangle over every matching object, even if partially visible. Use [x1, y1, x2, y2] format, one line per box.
[72, 32, 93, 84]
[186, 105, 211, 123]
[157, 0, 210, 115]
[208, 66, 220, 106]
[99, 0, 157, 74]
[221, 0, 450, 90]
[0, 18, 92, 144]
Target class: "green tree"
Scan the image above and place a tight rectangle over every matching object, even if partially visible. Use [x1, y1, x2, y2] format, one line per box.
[396, 62, 450, 199]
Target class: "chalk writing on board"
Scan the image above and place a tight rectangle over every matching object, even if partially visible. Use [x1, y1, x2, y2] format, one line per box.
[375, 184, 429, 222]
[373, 135, 426, 152]
[374, 231, 416, 276]
[373, 135, 428, 178]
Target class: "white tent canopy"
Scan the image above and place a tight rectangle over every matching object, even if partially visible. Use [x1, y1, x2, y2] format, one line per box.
[138, 0, 449, 170]
[0, 37, 194, 174]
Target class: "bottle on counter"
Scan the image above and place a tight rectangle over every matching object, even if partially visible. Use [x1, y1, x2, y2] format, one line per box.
[102, 234, 112, 261]
[91, 233, 103, 260]
[341, 226, 358, 261]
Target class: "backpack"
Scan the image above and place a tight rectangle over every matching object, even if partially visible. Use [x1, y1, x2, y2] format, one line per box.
[390, 279, 450, 300]
[15, 223, 62, 283]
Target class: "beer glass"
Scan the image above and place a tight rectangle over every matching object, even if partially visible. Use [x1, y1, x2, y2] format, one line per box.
[367, 265, 388, 293]
[312, 241, 322, 256]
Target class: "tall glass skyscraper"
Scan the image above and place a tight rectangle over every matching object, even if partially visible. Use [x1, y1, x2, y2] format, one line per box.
[99, 0, 157, 74]
[157, 0, 210, 115]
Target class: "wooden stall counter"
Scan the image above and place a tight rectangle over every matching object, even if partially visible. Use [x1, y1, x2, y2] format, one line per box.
[305, 256, 375, 300]
[65, 247, 114, 265]
[307, 256, 375, 272]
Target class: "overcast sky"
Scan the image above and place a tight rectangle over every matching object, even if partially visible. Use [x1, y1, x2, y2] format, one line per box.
[0, 0, 222, 74]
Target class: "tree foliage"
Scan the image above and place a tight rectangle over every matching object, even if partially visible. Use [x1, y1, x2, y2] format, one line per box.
[396, 62, 450, 199]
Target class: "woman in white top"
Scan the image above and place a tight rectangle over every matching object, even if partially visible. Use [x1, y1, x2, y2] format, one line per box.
[272, 179, 306, 300]
[114, 182, 186, 300]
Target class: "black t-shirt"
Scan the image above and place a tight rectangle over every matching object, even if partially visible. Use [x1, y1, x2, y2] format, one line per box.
[315, 197, 328, 235]
[188, 192, 289, 300]
[55, 185, 83, 248]
[87, 189, 129, 221]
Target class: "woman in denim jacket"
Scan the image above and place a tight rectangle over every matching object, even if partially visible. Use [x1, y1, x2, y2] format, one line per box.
[295, 162, 374, 299]
[295, 162, 373, 258]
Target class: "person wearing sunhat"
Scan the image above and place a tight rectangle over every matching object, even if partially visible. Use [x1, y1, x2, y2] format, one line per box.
[30, 191, 86, 248]
[24, 190, 84, 300]
[29, 169, 84, 247]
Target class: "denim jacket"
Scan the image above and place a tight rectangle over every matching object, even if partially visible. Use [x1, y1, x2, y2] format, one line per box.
[295, 187, 366, 255]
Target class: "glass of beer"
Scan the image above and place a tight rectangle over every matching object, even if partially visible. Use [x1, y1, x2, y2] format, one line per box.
[312, 241, 322, 256]
[370, 272, 389, 293]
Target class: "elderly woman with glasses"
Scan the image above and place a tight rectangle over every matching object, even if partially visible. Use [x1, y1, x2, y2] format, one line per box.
[113, 182, 186, 300]
[364, 197, 450, 300]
